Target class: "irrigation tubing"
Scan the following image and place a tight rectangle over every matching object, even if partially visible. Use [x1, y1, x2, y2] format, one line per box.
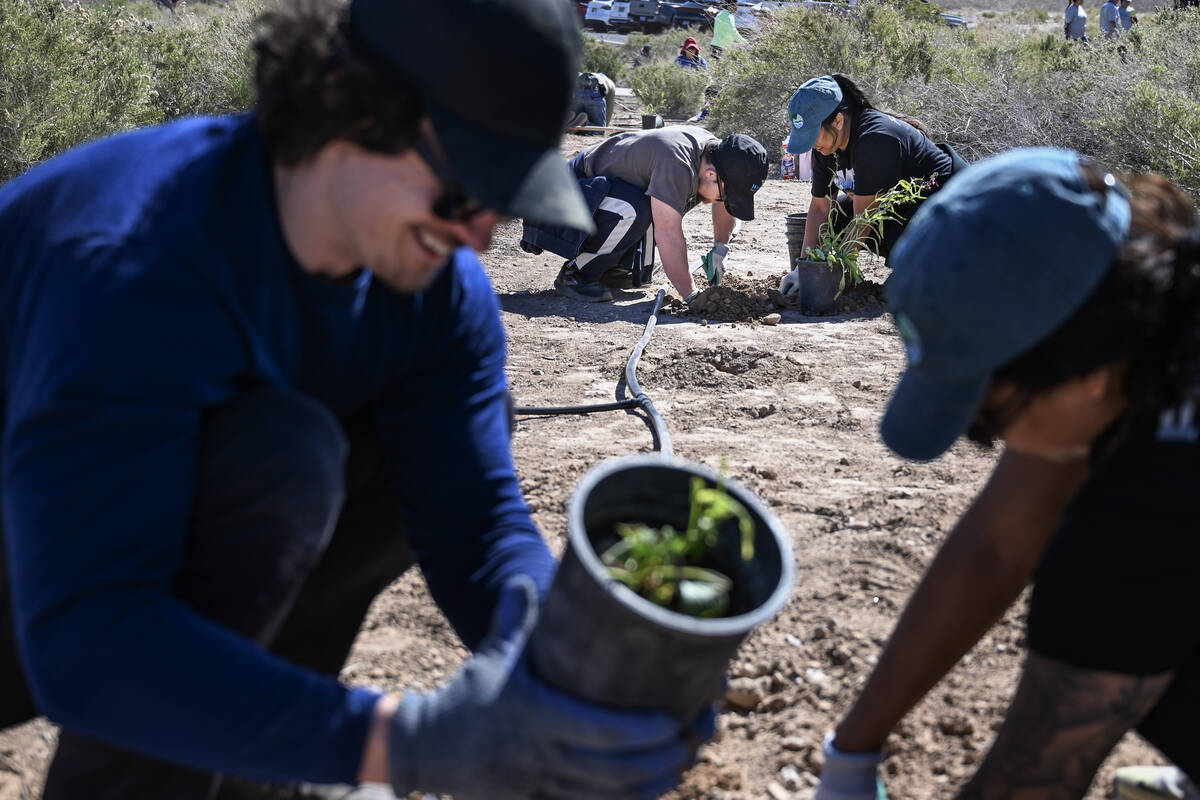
[513, 287, 674, 457]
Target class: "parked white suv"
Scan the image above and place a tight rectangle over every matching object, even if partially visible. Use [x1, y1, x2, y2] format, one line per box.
[584, 0, 613, 29]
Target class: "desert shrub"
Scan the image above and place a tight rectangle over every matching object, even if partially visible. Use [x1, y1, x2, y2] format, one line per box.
[622, 30, 684, 65]
[583, 36, 627, 83]
[0, 0, 157, 180]
[628, 62, 709, 119]
[0, 0, 259, 183]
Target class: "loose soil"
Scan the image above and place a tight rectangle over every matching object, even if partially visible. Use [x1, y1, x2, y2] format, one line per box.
[0, 117, 1166, 799]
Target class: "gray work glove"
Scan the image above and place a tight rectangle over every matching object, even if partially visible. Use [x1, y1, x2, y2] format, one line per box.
[813, 731, 889, 800]
[388, 576, 706, 800]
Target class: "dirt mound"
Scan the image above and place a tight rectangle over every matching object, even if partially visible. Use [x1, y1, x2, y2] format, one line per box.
[642, 344, 814, 390]
[661, 275, 887, 323]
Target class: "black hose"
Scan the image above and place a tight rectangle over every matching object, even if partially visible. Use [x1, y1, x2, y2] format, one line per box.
[514, 288, 673, 456]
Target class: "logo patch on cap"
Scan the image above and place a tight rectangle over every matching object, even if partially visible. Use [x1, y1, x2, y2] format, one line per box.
[895, 313, 924, 366]
[790, 113, 805, 129]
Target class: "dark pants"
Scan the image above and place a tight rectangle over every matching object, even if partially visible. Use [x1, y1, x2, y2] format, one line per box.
[566, 155, 655, 282]
[0, 387, 415, 800]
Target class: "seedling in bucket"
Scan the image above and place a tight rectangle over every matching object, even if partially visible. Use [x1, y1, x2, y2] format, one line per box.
[601, 476, 754, 617]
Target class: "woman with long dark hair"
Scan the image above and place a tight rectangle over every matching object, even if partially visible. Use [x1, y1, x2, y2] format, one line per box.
[780, 73, 965, 296]
[813, 149, 1200, 799]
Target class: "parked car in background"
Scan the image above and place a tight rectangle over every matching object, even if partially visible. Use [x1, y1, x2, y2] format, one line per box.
[669, 0, 716, 30]
[608, 0, 633, 29]
[585, 0, 613, 29]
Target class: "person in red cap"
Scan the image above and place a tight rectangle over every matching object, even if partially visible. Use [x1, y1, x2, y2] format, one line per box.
[0, 0, 713, 798]
[675, 37, 709, 70]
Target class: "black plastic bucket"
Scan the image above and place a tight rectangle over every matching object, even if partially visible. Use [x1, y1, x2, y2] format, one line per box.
[785, 212, 808, 269]
[794, 259, 843, 315]
[528, 455, 794, 723]
[642, 114, 664, 130]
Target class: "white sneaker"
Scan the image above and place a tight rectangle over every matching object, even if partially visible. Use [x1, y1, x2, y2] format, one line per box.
[1115, 766, 1200, 800]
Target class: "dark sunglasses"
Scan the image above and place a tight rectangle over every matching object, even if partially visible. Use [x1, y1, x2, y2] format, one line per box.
[412, 134, 487, 222]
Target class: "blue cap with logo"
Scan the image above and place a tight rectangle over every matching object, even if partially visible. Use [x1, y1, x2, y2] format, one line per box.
[881, 148, 1132, 461]
[786, 75, 843, 154]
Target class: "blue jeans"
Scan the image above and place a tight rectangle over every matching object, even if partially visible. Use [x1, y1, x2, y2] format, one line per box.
[1, 387, 415, 799]
[574, 89, 607, 127]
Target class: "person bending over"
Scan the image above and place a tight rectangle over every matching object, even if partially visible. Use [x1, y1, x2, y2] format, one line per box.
[779, 73, 966, 297]
[0, 1, 711, 798]
[522, 126, 767, 304]
[813, 149, 1200, 799]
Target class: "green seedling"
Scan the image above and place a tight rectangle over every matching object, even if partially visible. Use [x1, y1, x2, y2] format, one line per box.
[601, 476, 754, 618]
[804, 175, 934, 297]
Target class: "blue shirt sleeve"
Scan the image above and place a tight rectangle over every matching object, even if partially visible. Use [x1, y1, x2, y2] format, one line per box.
[371, 250, 556, 650]
[3, 240, 379, 784]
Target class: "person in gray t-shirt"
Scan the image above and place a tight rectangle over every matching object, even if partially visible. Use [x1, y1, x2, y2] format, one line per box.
[546, 127, 767, 303]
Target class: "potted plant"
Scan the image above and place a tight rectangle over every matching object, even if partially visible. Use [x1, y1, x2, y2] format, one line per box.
[528, 455, 794, 723]
[792, 175, 934, 314]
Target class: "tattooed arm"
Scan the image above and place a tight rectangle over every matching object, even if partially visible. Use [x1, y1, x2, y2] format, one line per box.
[957, 653, 1174, 800]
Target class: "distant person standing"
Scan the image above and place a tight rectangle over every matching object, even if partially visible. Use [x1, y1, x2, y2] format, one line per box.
[1118, 0, 1138, 31]
[1100, 0, 1120, 37]
[1066, 0, 1090, 40]
[710, 0, 746, 58]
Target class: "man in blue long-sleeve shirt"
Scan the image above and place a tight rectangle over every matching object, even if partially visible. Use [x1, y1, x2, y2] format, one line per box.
[0, 0, 708, 798]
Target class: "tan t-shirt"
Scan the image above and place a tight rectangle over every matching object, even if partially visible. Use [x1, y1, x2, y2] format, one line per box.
[573, 126, 718, 215]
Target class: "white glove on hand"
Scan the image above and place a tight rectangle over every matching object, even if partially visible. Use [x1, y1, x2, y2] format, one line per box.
[813, 732, 888, 800]
[779, 267, 802, 297]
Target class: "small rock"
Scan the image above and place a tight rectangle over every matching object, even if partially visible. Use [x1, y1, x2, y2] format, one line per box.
[780, 736, 809, 752]
[724, 677, 765, 711]
[531, 369, 543, 375]
[838, 457, 851, 466]
[780, 764, 804, 791]
[937, 713, 975, 737]
[785, 633, 802, 647]
[766, 781, 792, 800]
[762, 313, 782, 326]
[852, 379, 862, 389]
[760, 467, 779, 480]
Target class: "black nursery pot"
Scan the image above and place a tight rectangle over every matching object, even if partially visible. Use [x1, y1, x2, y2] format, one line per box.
[527, 455, 795, 723]
[793, 259, 843, 315]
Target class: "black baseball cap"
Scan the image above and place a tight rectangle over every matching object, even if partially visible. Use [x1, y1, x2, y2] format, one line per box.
[348, 0, 593, 231]
[711, 134, 768, 221]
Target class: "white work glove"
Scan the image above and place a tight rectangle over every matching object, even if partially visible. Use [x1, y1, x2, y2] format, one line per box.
[779, 267, 802, 297]
[813, 732, 889, 800]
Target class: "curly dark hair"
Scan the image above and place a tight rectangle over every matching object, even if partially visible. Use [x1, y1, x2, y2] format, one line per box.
[969, 171, 1200, 450]
[253, 0, 422, 165]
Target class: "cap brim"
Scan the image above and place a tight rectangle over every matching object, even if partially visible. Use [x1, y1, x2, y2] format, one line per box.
[430, 105, 595, 232]
[723, 191, 754, 221]
[880, 366, 990, 462]
[787, 126, 819, 155]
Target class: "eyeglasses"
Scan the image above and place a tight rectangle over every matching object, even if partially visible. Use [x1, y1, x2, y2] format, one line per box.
[412, 134, 487, 222]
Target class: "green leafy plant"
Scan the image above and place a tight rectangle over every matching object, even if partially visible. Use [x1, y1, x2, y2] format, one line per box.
[803, 175, 933, 296]
[601, 477, 754, 618]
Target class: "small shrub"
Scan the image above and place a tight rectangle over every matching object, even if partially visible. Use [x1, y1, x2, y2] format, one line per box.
[583, 36, 626, 83]
[628, 62, 709, 119]
[982, 11, 996, 18]
[0, 0, 259, 183]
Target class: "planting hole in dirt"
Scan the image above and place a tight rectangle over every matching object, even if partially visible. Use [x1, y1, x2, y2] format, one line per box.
[661, 275, 888, 323]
